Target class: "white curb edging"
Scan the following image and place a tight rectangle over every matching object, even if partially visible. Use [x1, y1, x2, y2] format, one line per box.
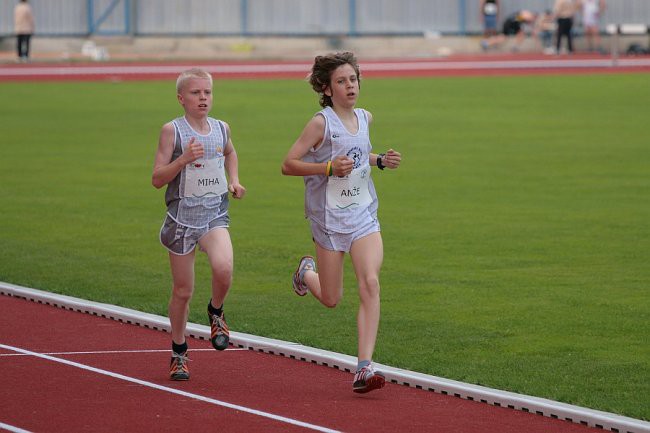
[1, 281, 648, 433]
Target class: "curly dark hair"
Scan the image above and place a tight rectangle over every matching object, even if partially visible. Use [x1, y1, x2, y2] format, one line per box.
[308, 52, 361, 108]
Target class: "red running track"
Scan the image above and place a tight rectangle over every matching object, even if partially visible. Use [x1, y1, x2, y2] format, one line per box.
[0, 53, 649, 82]
[0, 294, 600, 433]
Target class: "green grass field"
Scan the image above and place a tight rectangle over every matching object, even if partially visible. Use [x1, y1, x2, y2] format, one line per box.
[0, 73, 648, 420]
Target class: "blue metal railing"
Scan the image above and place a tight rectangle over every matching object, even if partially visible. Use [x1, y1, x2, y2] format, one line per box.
[87, 0, 130, 36]
[1, 0, 649, 38]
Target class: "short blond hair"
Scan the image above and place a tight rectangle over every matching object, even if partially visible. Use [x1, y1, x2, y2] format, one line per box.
[176, 68, 213, 93]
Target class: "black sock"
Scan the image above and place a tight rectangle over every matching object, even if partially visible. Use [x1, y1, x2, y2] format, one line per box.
[208, 299, 223, 316]
[172, 341, 188, 355]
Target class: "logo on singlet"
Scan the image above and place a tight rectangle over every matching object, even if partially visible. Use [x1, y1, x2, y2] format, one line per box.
[347, 146, 363, 169]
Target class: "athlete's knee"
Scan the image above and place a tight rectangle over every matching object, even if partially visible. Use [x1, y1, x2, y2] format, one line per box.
[322, 298, 340, 308]
[212, 269, 232, 290]
[321, 289, 342, 308]
[171, 285, 193, 304]
[209, 256, 233, 279]
[358, 275, 380, 301]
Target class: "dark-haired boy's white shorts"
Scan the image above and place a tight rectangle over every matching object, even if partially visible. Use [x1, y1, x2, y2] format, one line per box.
[310, 218, 380, 253]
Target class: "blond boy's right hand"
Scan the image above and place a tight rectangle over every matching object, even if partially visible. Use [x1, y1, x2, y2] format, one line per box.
[183, 137, 204, 164]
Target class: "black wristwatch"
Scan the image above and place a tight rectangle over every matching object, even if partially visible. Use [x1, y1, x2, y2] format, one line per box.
[377, 153, 386, 170]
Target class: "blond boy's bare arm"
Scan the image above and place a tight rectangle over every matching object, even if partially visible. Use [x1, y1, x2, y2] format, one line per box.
[152, 122, 203, 189]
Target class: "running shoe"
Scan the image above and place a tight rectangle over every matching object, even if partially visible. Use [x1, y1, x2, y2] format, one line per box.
[292, 255, 315, 296]
[169, 352, 190, 381]
[208, 309, 230, 351]
[352, 364, 385, 393]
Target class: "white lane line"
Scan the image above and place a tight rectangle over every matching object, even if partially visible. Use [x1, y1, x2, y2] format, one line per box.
[0, 422, 33, 433]
[0, 343, 341, 433]
[0, 348, 245, 357]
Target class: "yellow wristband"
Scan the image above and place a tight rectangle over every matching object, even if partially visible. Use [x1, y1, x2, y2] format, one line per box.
[326, 160, 332, 176]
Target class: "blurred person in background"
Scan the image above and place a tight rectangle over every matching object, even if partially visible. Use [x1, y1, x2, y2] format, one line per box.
[554, 0, 578, 54]
[535, 9, 557, 54]
[480, 0, 500, 37]
[14, 0, 34, 62]
[480, 10, 536, 52]
[580, 0, 606, 52]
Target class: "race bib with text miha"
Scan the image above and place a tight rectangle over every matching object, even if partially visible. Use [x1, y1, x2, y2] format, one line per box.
[182, 157, 228, 198]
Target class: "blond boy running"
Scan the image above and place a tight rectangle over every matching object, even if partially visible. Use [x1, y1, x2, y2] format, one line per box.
[152, 68, 246, 380]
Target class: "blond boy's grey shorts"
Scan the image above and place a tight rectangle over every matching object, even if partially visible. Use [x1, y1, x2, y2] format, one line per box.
[159, 214, 229, 256]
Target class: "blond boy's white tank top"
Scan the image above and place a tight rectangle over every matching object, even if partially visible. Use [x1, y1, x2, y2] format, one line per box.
[303, 107, 378, 233]
[164, 116, 229, 228]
